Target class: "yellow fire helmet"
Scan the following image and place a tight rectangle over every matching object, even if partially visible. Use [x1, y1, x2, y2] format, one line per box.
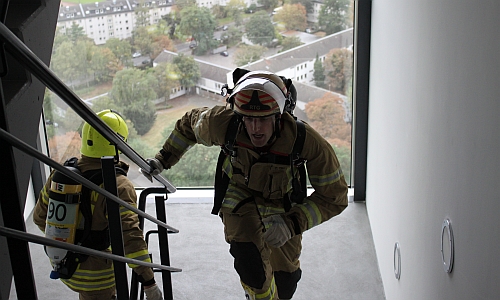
[80, 109, 128, 158]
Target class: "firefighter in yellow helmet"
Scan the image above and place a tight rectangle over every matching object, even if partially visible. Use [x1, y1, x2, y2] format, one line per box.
[34, 110, 163, 300]
[143, 69, 348, 299]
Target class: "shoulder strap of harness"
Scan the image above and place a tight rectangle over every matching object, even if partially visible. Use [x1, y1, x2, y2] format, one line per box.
[57, 158, 127, 279]
[287, 120, 307, 208]
[212, 119, 307, 215]
[212, 114, 242, 215]
[222, 114, 242, 157]
[63, 157, 127, 245]
[292, 120, 306, 162]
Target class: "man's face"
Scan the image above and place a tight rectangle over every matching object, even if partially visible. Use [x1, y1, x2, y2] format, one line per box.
[243, 115, 276, 148]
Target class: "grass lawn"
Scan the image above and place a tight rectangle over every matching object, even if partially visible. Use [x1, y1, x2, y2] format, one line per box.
[75, 81, 112, 99]
[140, 103, 197, 148]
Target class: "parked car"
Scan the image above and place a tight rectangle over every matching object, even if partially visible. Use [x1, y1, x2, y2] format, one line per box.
[132, 52, 141, 58]
[220, 51, 229, 57]
[222, 25, 228, 31]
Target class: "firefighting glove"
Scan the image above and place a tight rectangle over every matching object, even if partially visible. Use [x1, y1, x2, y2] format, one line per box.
[262, 215, 292, 248]
[140, 158, 164, 182]
[144, 284, 163, 300]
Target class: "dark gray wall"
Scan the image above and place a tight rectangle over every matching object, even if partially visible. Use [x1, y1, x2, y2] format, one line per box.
[0, 0, 58, 298]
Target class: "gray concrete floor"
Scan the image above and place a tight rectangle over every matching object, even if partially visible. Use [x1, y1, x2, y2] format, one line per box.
[10, 201, 385, 300]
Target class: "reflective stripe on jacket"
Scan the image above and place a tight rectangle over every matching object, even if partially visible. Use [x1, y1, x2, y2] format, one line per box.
[33, 156, 154, 293]
[156, 105, 348, 233]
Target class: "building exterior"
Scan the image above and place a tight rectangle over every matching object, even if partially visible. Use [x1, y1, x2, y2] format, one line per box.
[57, 0, 173, 45]
[57, 1, 323, 46]
[308, 0, 324, 24]
[154, 28, 352, 109]
[241, 28, 353, 85]
[153, 49, 233, 100]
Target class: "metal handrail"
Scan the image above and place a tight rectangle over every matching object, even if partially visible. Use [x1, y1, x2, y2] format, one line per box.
[0, 128, 179, 234]
[0, 21, 175, 193]
[0, 226, 181, 273]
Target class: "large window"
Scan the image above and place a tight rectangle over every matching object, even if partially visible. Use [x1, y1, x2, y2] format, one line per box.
[44, 0, 354, 188]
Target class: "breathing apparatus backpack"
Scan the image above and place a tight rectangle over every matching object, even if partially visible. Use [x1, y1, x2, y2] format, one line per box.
[44, 163, 83, 279]
[212, 68, 307, 215]
[44, 157, 126, 279]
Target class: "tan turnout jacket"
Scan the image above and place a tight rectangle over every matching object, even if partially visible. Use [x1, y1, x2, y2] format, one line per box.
[155, 105, 348, 234]
[33, 156, 154, 293]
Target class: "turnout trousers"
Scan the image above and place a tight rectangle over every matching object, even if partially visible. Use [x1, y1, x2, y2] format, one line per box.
[220, 198, 302, 300]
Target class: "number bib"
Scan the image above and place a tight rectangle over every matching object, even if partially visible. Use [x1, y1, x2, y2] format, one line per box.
[45, 198, 80, 244]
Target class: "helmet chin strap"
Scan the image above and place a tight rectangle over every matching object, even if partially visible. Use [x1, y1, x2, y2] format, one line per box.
[265, 114, 281, 146]
[113, 146, 120, 163]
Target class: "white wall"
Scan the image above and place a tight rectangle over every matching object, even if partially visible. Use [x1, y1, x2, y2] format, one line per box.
[366, 0, 500, 299]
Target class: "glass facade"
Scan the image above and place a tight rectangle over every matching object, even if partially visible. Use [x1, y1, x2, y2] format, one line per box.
[44, 0, 354, 188]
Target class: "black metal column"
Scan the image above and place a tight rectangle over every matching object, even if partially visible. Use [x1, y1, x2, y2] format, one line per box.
[0, 80, 37, 300]
[155, 195, 173, 300]
[101, 156, 129, 300]
[353, 0, 372, 202]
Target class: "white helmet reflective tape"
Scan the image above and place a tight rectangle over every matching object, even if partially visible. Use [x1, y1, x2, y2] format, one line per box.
[231, 77, 287, 117]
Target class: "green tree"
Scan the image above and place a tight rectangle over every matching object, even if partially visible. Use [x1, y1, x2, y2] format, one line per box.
[155, 19, 169, 36]
[175, 0, 197, 10]
[134, 0, 151, 27]
[172, 54, 201, 88]
[151, 35, 176, 59]
[304, 92, 351, 148]
[90, 47, 120, 83]
[167, 144, 220, 186]
[51, 40, 77, 84]
[53, 27, 69, 50]
[132, 26, 153, 55]
[109, 68, 158, 135]
[245, 11, 275, 45]
[162, 10, 181, 39]
[318, 0, 350, 35]
[157, 124, 219, 187]
[211, 4, 227, 19]
[227, 0, 246, 26]
[274, 4, 307, 31]
[288, 0, 313, 13]
[67, 23, 87, 43]
[43, 90, 56, 139]
[90, 95, 120, 114]
[51, 39, 95, 87]
[332, 144, 351, 184]
[105, 38, 132, 65]
[258, 0, 280, 9]
[325, 48, 353, 93]
[226, 26, 244, 46]
[245, 4, 257, 13]
[313, 53, 326, 88]
[234, 44, 266, 66]
[149, 62, 179, 105]
[178, 6, 217, 55]
[127, 137, 155, 160]
[280, 36, 302, 52]
[74, 39, 95, 88]
[124, 103, 157, 136]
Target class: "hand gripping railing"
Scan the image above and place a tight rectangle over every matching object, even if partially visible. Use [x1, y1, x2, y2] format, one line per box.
[0, 19, 182, 299]
[0, 21, 176, 193]
[0, 126, 183, 300]
[0, 128, 179, 235]
[130, 188, 177, 300]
